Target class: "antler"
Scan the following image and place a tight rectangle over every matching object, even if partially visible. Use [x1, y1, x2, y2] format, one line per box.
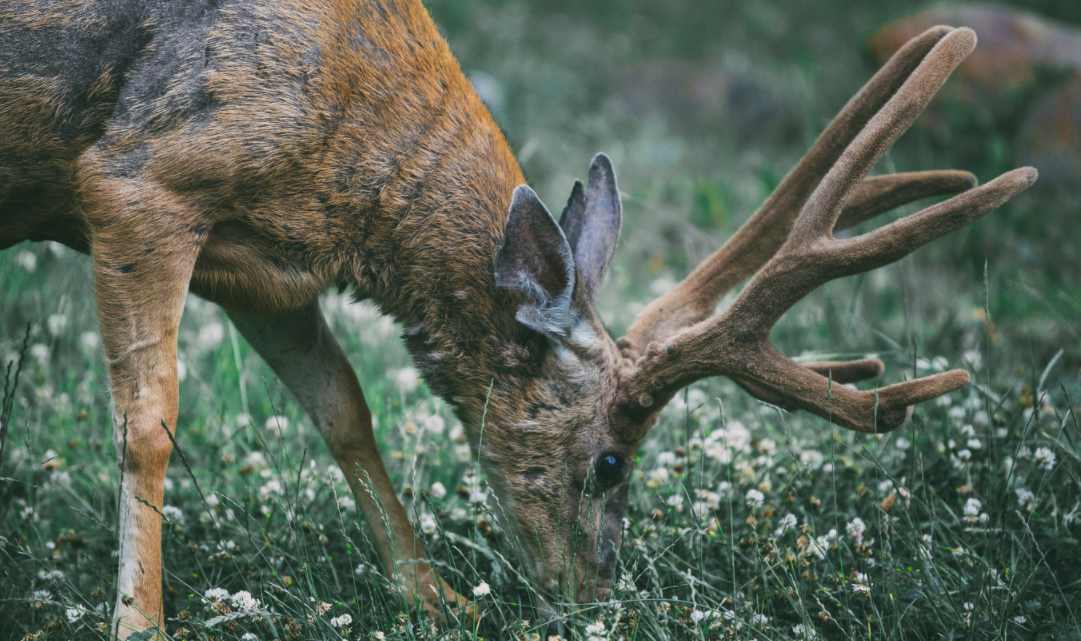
[616, 26, 1036, 433]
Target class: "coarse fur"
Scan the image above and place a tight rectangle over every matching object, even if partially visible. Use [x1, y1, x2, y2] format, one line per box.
[1, 1, 632, 635]
[0, 2, 1036, 639]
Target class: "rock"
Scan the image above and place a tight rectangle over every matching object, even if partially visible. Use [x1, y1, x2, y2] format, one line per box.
[869, 5, 1081, 93]
[1016, 74, 1081, 189]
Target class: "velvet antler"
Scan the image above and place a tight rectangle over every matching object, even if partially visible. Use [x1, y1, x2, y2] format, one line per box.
[616, 26, 1036, 433]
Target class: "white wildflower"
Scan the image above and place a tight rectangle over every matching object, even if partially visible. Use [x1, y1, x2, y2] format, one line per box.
[47, 313, 68, 337]
[16, 250, 38, 272]
[259, 479, 284, 499]
[78, 331, 100, 353]
[846, 517, 866, 544]
[745, 488, 765, 509]
[65, 605, 86, 623]
[37, 569, 64, 582]
[264, 415, 289, 435]
[646, 467, 670, 486]
[649, 275, 676, 296]
[799, 449, 824, 469]
[775, 513, 798, 537]
[1033, 447, 1056, 471]
[229, 590, 260, 611]
[656, 451, 678, 467]
[1015, 487, 1036, 511]
[471, 581, 491, 597]
[197, 321, 225, 350]
[394, 367, 420, 393]
[162, 505, 185, 523]
[422, 413, 445, 435]
[585, 619, 607, 640]
[695, 489, 721, 510]
[429, 481, 447, 499]
[243, 450, 268, 469]
[963, 497, 988, 524]
[419, 512, 438, 535]
[329, 613, 353, 628]
[29, 343, 50, 365]
[725, 420, 752, 451]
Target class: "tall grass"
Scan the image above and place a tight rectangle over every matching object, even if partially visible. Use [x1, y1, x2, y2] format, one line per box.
[2, 1, 1078, 639]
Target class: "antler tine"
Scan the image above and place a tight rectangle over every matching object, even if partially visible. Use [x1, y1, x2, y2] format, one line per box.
[836, 170, 976, 231]
[729, 348, 974, 432]
[831, 167, 1037, 275]
[786, 28, 977, 242]
[621, 25, 959, 353]
[616, 27, 1038, 433]
[732, 358, 885, 410]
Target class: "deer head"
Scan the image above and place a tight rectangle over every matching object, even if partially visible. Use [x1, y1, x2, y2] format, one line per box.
[478, 26, 1036, 604]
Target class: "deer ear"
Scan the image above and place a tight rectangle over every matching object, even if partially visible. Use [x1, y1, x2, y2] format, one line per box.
[495, 185, 577, 338]
[559, 153, 623, 300]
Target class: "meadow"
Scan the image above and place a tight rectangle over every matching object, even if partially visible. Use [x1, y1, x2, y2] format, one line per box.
[2, 1, 1079, 639]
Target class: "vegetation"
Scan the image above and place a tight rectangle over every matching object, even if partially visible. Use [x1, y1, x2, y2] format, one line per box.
[3, 1, 1078, 639]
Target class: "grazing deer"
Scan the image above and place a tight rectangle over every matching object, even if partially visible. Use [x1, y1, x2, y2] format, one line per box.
[0, 0, 1035, 637]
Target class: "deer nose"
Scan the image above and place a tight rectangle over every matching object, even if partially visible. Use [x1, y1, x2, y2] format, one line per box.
[597, 540, 618, 573]
[574, 575, 612, 603]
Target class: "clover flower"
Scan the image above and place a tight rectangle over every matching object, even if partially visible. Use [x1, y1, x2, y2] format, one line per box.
[472, 581, 491, 597]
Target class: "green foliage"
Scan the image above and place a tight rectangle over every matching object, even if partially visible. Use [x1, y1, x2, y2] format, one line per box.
[2, 0, 1079, 640]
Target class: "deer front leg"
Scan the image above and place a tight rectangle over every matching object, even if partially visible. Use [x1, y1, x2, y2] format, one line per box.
[81, 176, 205, 639]
[226, 302, 468, 618]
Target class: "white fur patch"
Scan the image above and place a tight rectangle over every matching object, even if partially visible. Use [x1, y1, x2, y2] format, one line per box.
[568, 322, 597, 349]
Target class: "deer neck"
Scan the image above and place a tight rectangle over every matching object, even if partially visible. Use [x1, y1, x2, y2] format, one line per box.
[307, 3, 529, 426]
[340, 95, 528, 426]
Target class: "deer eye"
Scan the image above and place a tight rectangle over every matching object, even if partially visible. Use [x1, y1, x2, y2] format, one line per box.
[593, 452, 625, 491]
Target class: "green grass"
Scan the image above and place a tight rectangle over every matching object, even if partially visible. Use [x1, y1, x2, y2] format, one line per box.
[2, 1, 1079, 640]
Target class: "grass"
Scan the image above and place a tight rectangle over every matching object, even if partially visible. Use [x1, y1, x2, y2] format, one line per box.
[2, 1, 1079, 640]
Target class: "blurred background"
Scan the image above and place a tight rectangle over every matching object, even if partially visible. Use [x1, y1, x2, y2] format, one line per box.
[422, 0, 1080, 375]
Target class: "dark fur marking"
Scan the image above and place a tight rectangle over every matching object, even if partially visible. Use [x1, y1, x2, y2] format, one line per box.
[109, 144, 152, 179]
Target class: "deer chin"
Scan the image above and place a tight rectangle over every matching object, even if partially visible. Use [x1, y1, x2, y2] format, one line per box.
[566, 485, 627, 602]
[486, 471, 622, 607]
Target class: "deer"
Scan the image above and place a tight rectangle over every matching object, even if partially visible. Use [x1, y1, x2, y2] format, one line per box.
[0, 1, 1036, 638]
